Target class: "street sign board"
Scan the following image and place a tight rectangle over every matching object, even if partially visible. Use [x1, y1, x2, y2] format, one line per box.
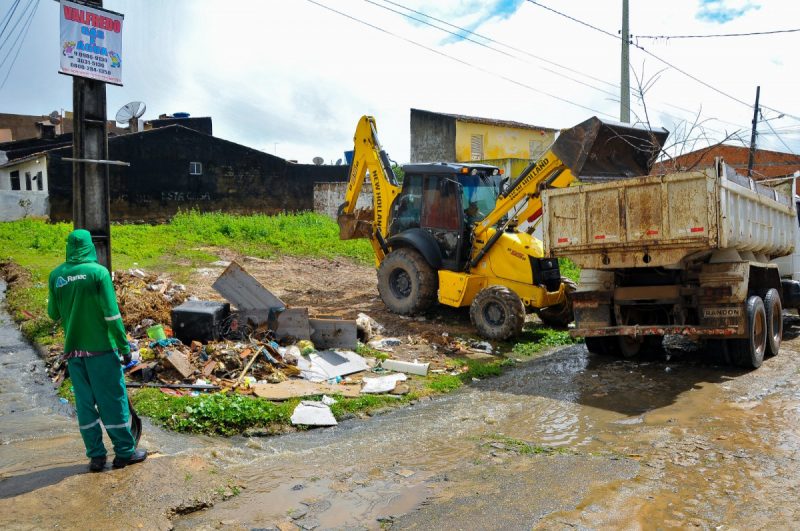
[59, 0, 124, 85]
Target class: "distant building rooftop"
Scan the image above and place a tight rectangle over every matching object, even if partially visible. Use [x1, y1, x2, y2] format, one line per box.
[411, 108, 557, 132]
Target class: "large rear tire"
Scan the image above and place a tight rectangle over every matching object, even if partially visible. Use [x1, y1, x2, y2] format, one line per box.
[763, 288, 782, 357]
[730, 295, 767, 369]
[377, 248, 438, 315]
[470, 286, 526, 340]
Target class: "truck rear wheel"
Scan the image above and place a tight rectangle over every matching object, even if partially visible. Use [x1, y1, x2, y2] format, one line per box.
[730, 295, 767, 369]
[470, 286, 525, 340]
[585, 337, 616, 355]
[763, 288, 782, 357]
[377, 248, 438, 315]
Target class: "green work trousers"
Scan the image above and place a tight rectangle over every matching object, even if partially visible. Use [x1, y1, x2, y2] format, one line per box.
[67, 353, 135, 459]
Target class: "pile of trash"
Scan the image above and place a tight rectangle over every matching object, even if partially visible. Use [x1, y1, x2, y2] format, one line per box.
[118, 261, 434, 427]
[114, 269, 187, 329]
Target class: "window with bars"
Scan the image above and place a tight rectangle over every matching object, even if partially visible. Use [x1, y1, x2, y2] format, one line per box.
[35, 171, 43, 191]
[189, 162, 203, 175]
[470, 134, 483, 161]
[25, 172, 32, 190]
[10, 170, 20, 190]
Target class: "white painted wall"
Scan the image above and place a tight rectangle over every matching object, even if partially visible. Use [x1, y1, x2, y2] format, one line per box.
[0, 156, 49, 220]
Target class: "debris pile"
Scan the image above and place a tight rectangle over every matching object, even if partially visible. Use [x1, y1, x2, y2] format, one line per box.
[115, 269, 187, 328]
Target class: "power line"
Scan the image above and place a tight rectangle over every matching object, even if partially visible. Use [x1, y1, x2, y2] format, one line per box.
[525, 0, 800, 123]
[636, 28, 800, 40]
[377, 0, 619, 90]
[0, 0, 31, 58]
[0, 0, 39, 92]
[0, 0, 22, 45]
[364, 0, 619, 99]
[306, 0, 617, 119]
[762, 117, 798, 155]
[372, 0, 751, 135]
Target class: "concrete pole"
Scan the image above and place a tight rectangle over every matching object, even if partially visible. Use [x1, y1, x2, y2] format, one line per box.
[71, 1, 111, 271]
[620, 0, 631, 123]
[747, 86, 760, 178]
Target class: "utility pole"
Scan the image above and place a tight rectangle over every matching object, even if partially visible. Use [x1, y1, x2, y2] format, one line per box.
[72, 0, 112, 271]
[747, 85, 760, 178]
[620, 0, 630, 123]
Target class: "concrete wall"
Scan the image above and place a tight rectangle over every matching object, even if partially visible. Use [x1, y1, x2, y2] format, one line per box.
[313, 181, 373, 219]
[0, 190, 48, 220]
[410, 110, 456, 162]
[454, 121, 555, 162]
[45, 126, 348, 222]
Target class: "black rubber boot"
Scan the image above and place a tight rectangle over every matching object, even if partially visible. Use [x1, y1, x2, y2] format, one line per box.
[112, 448, 147, 469]
[89, 456, 107, 473]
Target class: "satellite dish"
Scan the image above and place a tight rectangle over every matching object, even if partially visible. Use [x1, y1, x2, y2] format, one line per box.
[312, 156, 324, 166]
[48, 110, 62, 125]
[115, 101, 146, 132]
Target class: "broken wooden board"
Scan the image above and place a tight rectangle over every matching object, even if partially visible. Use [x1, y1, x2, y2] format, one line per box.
[275, 308, 311, 341]
[310, 318, 357, 349]
[252, 380, 361, 400]
[212, 261, 286, 313]
[164, 350, 194, 379]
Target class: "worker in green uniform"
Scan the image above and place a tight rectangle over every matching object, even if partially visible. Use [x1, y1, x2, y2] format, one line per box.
[47, 229, 147, 472]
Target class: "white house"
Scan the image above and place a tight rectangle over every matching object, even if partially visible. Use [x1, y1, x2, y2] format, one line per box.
[0, 153, 50, 220]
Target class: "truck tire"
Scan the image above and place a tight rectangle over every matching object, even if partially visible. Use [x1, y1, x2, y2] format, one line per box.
[585, 337, 616, 355]
[537, 277, 576, 328]
[470, 286, 526, 340]
[377, 248, 438, 315]
[730, 295, 767, 369]
[763, 288, 782, 357]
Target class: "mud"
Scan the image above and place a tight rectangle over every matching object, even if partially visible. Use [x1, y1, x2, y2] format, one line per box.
[4, 260, 800, 529]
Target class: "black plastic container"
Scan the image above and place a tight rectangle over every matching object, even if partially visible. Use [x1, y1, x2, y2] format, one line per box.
[171, 300, 230, 344]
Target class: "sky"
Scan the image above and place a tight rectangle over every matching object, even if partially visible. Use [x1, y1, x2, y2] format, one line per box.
[1, 0, 799, 165]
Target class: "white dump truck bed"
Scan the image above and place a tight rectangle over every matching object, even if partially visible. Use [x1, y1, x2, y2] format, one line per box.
[542, 160, 796, 269]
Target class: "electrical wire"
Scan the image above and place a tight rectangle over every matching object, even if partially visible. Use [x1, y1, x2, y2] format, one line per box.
[762, 116, 798, 155]
[636, 28, 800, 40]
[525, 0, 800, 123]
[377, 0, 619, 90]
[365, 0, 620, 98]
[306, 0, 617, 119]
[0, 0, 21, 43]
[0, 0, 31, 58]
[0, 0, 39, 92]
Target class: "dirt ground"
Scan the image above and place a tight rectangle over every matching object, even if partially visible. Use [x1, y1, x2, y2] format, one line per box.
[190, 251, 489, 364]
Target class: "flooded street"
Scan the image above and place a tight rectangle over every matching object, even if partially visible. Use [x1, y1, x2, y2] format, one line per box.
[2, 276, 800, 529]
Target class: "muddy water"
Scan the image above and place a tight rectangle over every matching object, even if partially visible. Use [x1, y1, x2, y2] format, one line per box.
[179, 326, 800, 530]
[4, 271, 800, 529]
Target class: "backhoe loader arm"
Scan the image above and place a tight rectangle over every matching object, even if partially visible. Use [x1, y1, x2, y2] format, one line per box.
[474, 116, 669, 240]
[338, 116, 402, 262]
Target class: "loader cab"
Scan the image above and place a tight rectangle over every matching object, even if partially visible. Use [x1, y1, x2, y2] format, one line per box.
[387, 163, 501, 271]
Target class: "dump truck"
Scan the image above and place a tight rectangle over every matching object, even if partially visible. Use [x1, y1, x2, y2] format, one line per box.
[542, 158, 797, 368]
[338, 115, 666, 339]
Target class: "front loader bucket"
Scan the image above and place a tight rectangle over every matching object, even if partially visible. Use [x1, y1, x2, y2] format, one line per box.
[337, 207, 374, 240]
[552, 117, 668, 179]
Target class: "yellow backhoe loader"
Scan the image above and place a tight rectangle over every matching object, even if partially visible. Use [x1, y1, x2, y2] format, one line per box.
[338, 115, 667, 339]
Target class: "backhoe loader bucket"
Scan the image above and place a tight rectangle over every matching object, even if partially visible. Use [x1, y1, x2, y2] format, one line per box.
[552, 117, 668, 179]
[337, 205, 374, 240]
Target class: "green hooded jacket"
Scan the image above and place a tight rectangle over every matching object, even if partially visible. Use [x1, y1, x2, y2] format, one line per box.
[47, 229, 130, 356]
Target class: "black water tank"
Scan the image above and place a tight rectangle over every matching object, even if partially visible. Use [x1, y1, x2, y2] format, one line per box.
[171, 300, 230, 344]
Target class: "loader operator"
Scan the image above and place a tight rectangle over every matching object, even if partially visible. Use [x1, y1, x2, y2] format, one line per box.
[47, 229, 147, 472]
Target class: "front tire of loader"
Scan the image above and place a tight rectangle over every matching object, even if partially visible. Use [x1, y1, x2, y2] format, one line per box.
[470, 286, 526, 340]
[377, 248, 438, 315]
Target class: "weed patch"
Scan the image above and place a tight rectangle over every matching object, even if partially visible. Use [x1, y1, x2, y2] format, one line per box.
[486, 433, 568, 455]
[513, 325, 581, 357]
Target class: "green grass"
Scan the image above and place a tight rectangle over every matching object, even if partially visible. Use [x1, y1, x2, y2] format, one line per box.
[57, 377, 75, 404]
[0, 211, 372, 344]
[355, 342, 389, 361]
[559, 258, 580, 283]
[426, 358, 512, 394]
[512, 325, 582, 357]
[486, 433, 567, 455]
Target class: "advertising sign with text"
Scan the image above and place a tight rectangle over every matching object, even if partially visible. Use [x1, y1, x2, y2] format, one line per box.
[59, 0, 124, 85]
